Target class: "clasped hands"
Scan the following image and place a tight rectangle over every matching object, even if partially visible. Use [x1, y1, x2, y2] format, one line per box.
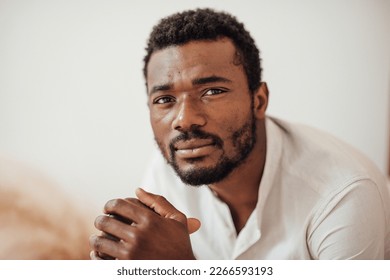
[89, 188, 201, 260]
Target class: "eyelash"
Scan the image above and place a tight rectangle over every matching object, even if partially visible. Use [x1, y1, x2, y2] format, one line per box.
[203, 88, 227, 96]
[153, 96, 175, 104]
[152, 88, 228, 105]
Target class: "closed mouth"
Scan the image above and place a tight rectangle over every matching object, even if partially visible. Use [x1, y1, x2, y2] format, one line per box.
[174, 139, 215, 151]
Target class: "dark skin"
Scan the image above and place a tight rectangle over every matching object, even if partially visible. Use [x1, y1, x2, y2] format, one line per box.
[90, 189, 200, 259]
[89, 38, 268, 259]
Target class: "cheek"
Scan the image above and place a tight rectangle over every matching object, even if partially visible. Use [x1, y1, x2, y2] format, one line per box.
[212, 105, 251, 135]
[150, 120, 171, 159]
[150, 110, 172, 145]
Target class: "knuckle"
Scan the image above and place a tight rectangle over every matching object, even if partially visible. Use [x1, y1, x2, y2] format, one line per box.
[104, 198, 124, 212]
[89, 235, 103, 251]
[94, 215, 109, 230]
[140, 211, 156, 226]
[125, 197, 149, 210]
[154, 195, 167, 204]
[123, 226, 136, 240]
[119, 246, 135, 260]
[124, 197, 138, 204]
[133, 198, 149, 208]
[118, 236, 140, 260]
[175, 212, 187, 221]
[131, 229, 144, 244]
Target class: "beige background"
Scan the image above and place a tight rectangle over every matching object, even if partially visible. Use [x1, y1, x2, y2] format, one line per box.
[0, 0, 389, 211]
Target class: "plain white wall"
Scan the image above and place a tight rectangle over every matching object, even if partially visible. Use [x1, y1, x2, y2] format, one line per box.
[0, 0, 389, 212]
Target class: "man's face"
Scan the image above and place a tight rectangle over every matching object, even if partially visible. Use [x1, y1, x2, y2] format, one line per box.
[146, 38, 257, 186]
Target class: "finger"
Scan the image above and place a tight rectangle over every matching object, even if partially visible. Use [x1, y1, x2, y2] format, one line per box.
[89, 234, 123, 259]
[187, 217, 201, 234]
[103, 198, 150, 224]
[106, 197, 150, 225]
[136, 188, 201, 234]
[124, 197, 150, 209]
[108, 214, 133, 225]
[101, 231, 119, 242]
[90, 251, 103, 260]
[98, 233, 119, 259]
[94, 215, 136, 242]
[97, 252, 115, 260]
[135, 188, 187, 225]
[91, 250, 114, 260]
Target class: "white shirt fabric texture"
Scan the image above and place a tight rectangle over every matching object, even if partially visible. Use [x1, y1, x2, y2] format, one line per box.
[142, 117, 390, 259]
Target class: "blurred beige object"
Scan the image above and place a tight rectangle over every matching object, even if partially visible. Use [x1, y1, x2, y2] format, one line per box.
[0, 156, 94, 259]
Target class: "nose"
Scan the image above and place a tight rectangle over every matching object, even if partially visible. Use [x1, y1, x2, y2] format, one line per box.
[172, 98, 207, 131]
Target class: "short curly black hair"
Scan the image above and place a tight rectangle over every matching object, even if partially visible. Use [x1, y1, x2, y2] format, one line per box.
[143, 8, 262, 93]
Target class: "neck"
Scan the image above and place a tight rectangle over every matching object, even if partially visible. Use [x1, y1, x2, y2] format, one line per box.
[208, 120, 267, 233]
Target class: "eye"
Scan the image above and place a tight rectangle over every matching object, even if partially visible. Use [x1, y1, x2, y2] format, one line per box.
[203, 88, 227, 96]
[153, 96, 175, 104]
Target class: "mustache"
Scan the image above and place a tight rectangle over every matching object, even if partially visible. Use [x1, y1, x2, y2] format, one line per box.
[169, 128, 223, 152]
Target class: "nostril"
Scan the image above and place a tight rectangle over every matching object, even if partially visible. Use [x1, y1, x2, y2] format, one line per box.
[171, 100, 207, 131]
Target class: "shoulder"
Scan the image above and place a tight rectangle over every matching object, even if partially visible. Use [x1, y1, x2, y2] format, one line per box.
[266, 117, 390, 258]
[266, 117, 387, 196]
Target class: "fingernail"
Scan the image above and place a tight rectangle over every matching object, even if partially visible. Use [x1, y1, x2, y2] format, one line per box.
[135, 187, 145, 195]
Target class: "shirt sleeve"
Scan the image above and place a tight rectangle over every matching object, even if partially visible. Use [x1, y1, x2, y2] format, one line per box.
[307, 179, 386, 259]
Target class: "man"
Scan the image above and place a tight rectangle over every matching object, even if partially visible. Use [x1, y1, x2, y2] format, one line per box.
[89, 8, 390, 259]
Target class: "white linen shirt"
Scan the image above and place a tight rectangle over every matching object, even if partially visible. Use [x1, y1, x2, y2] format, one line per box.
[142, 117, 390, 259]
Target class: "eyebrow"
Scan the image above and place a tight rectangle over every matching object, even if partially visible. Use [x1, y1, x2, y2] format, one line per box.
[149, 84, 173, 95]
[192, 75, 232, 86]
[148, 75, 232, 95]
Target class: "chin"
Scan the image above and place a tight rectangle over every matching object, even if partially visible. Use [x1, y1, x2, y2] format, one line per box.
[173, 164, 226, 186]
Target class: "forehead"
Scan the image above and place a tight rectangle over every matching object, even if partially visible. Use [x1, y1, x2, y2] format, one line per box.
[146, 38, 245, 88]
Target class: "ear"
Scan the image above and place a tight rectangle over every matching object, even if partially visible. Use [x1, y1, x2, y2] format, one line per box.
[253, 82, 269, 120]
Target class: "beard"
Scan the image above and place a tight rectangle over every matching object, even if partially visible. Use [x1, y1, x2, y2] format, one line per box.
[155, 112, 257, 186]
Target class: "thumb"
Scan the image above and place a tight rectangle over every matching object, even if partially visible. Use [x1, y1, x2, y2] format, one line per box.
[187, 217, 201, 234]
[136, 188, 200, 234]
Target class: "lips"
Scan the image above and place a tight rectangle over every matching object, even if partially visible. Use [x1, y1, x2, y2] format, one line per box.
[174, 139, 214, 150]
[174, 139, 216, 158]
